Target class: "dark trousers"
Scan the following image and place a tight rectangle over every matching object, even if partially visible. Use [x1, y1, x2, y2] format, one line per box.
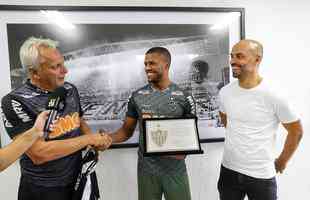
[217, 165, 277, 200]
[18, 176, 74, 200]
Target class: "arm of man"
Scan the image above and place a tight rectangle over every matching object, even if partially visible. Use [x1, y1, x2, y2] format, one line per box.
[0, 127, 41, 171]
[106, 93, 138, 143]
[1, 94, 108, 165]
[25, 131, 108, 165]
[23, 111, 110, 164]
[0, 111, 48, 172]
[80, 118, 112, 150]
[218, 88, 227, 128]
[219, 111, 227, 128]
[110, 116, 137, 143]
[275, 120, 303, 173]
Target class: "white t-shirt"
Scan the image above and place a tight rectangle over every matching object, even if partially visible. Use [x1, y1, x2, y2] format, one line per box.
[219, 80, 298, 178]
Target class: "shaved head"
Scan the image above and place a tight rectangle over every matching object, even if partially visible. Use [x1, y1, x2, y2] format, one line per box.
[236, 39, 263, 59]
[230, 39, 264, 79]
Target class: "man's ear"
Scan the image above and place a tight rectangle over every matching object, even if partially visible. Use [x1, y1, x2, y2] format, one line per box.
[165, 62, 170, 70]
[29, 68, 39, 79]
[256, 55, 262, 63]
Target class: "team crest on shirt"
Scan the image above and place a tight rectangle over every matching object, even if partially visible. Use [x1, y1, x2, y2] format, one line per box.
[151, 124, 168, 147]
[168, 97, 177, 112]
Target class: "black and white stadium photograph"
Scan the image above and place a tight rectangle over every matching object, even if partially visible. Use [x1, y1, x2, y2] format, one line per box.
[2, 9, 243, 146]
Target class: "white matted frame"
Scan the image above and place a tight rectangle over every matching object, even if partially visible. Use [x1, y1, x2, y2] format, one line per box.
[0, 6, 245, 148]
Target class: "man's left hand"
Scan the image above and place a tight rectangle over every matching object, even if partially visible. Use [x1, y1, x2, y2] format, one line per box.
[275, 158, 287, 173]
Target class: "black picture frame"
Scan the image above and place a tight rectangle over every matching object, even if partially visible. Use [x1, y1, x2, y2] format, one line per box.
[142, 117, 204, 156]
[0, 5, 245, 148]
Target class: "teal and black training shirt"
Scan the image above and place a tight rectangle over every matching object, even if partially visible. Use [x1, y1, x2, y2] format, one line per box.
[126, 82, 196, 176]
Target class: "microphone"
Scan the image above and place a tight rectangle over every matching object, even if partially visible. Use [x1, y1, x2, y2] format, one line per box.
[43, 87, 67, 140]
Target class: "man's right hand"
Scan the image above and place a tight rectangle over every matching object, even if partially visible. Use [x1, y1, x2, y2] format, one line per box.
[86, 133, 112, 149]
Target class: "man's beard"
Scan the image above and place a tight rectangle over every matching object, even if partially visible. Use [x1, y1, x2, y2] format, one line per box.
[148, 73, 162, 83]
[232, 64, 246, 78]
[232, 71, 239, 78]
[147, 65, 163, 83]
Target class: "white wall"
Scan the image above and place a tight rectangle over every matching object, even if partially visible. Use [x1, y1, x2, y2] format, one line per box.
[1, 1, 310, 200]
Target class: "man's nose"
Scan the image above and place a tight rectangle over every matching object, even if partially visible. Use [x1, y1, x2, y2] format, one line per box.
[145, 64, 151, 71]
[230, 59, 236, 66]
[62, 65, 68, 74]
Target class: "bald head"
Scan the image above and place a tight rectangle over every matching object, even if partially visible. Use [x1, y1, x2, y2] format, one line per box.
[230, 39, 264, 79]
[235, 39, 263, 59]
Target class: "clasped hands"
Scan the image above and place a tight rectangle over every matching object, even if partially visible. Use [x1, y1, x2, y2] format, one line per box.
[89, 129, 113, 151]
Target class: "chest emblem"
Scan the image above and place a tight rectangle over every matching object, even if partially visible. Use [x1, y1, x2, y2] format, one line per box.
[168, 97, 178, 112]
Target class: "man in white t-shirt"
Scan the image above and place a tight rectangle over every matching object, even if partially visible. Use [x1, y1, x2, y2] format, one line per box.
[217, 39, 303, 200]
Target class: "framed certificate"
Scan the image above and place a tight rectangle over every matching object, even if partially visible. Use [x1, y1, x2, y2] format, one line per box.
[142, 117, 203, 156]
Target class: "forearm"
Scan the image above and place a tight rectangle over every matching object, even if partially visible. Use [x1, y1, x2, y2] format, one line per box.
[0, 127, 40, 172]
[110, 128, 131, 143]
[278, 130, 303, 163]
[219, 112, 227, 128]
[108, 117, 137, 144]
[28, 134, 91, 165]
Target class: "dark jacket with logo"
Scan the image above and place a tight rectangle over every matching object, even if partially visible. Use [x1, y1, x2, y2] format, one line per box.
[1, 80, 83, 187]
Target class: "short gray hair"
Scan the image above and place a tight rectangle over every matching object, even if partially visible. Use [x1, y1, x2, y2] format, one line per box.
[19, 37, 59, 71]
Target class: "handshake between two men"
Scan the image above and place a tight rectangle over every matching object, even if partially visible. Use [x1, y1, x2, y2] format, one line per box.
[47, 118, 114, 152]
[89, 130, 113, 151]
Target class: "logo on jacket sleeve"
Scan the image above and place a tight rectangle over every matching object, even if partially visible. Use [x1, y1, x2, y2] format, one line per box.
[11, 100, 32, 122]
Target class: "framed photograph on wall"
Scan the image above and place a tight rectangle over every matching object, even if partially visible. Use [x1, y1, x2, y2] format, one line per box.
[0, 6, 245, 148]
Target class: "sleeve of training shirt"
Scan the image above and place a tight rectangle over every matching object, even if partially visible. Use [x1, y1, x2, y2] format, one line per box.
[1, 95, 34, 139]
[126, 93, 139, 119]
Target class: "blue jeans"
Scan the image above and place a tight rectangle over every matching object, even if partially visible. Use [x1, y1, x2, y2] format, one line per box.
[217, 165, 277, 200]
